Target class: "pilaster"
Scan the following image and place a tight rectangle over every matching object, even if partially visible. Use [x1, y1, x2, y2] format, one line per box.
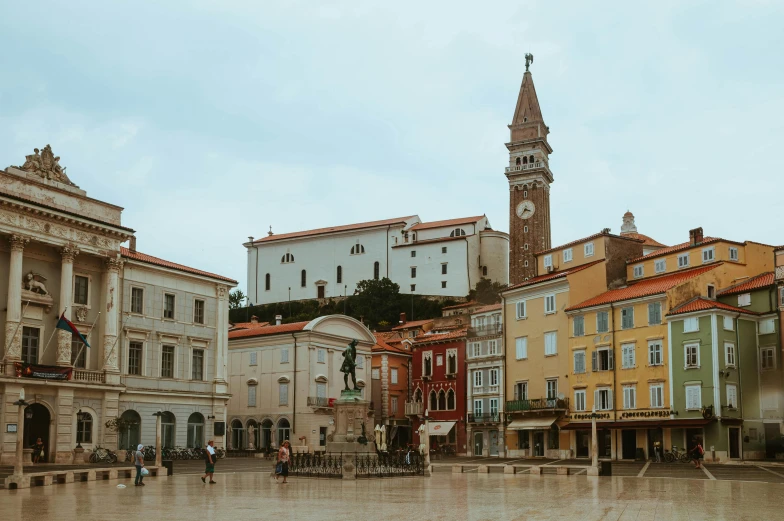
[55, 387, 75, 463]
[101, 256, 123, 373]
[214, 285, 229, 389]
[56, 244, 80, 366]
[4, 235, 30, 362]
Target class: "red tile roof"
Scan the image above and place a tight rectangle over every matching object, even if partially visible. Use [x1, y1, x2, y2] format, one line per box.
[627, 237, 744, 264]
[410, 216, 484, 231]
[566, 264, 719, 311]
[391, 318, 434, 331]
[442, 301, 479, 310]
[472, 303, 502, 314]
[372, 333, 410, 355]
[412, 328, 468, 345]
[503, 260, 605, 292]
[536, 232, 642, 256]
[120, 247, 237, 283]
[252, 216, 416, 244]
[228, 321, 309, 340]
[622, 233, 667, 248]
[667, 297, 759, 317]
[230, 321, 270, 331]
[717, 272, 775, 296]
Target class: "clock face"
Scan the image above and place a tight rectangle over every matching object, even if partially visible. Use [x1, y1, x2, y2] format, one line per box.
[516, 200, 536, 220]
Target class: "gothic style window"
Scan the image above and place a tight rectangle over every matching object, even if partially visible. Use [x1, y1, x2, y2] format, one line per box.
[301, 270, 306, 288]
[438, 390, 446, 410]
[429, 390, 437, 411]
[336, 266, 342, 284]
[516, 157, 522, 165]
[446, 389, 455, 410]
[265, 273, 271, 291]
[415, 388, 422, 403]
[529, 155, 534, 163]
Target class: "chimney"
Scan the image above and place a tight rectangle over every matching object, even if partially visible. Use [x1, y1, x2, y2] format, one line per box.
[250, 315, 258, 324]
[129, 236, 137, 252]
[275, 315, 282, 326]
[399, 312, 406, 324]
[689, 227, 704, 246]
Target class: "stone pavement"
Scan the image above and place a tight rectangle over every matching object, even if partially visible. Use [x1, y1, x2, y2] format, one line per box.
[3, 471, 784, 520]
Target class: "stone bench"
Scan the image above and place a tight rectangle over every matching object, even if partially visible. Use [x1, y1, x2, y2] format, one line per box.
[4, 466, 164, 490]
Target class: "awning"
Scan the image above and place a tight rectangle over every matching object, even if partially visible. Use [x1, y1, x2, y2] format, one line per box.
[427, 421, 456, 436]
[560, 418, 715, 430]
[507, 417, 558, 430]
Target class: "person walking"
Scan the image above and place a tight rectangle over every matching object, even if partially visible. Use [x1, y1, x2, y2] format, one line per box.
[690, 437, 704, 469]
[134, 444, 145, 486]
[275, 440, 291, 484]
[31, 438, 45, 463]
[202, 440, 217, 484]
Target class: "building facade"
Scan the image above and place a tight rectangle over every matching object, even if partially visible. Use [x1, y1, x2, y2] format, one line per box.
[371, 333, 412, 449]
[245, 215, 509, 305]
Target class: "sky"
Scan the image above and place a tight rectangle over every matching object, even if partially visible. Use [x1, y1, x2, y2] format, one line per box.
[2, 1, 783, 294]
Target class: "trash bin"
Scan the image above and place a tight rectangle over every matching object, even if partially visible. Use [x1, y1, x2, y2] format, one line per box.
[162, 460, 174, 476]
[600, 460, 611, 476]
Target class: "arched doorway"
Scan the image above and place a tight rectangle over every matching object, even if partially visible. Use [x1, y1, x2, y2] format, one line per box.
[247, 419, 259, 450]
[119, 410, 141, 450]
[261, 419, 273, 451]
[161, 412, 176, 448]
[187, 413, 205, 448]
[231, 419, 245, 449]
[277, 418, 290, 445]
[24, 403, 51, 462]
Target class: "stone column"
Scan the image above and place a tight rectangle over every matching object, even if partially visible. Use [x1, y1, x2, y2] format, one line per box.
[101, 257, 123, 372]
[155, 413, 162, 467]
[4, 235, 29, 363]
[56, 244, 79, 366]
[214, 285, 228, 385]
[55, 387, 75, 463]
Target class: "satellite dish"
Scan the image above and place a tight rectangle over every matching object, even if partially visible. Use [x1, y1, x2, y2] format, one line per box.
[557, 393, 565, 400]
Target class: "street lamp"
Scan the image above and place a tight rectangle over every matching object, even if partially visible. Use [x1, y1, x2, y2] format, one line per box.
[76, 409, 85, 449]
[12, 389, 30, 480]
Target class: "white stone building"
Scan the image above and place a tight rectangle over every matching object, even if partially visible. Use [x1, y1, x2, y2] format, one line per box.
[226, 315, 375, 452]
[245, 215, 509, 305]
[0, 146, 236, 464]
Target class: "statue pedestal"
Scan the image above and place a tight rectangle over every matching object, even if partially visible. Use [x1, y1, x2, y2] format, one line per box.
[327, 390, 376, 480]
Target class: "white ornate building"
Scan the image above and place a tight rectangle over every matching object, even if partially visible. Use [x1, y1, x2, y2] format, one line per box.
[0, 146, 236, 464]
[245, 215, 509, 305]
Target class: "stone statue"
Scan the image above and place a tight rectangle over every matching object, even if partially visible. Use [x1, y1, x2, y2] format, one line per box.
[525, 53, 534, 72]
[24, 272, 49, 295]
[247, 424, 256, 450]
[16, 144, 75, 186]
[340, 339, 359, 391]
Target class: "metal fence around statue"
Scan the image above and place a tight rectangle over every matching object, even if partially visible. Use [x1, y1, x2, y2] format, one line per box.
[288, 452, 343, 479]
[355, 450, 424, 478]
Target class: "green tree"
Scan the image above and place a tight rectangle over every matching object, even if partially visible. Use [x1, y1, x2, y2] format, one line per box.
[467, 278, 507, 305]
[350, 278, 401, 329]
[229, 289, 246, 310]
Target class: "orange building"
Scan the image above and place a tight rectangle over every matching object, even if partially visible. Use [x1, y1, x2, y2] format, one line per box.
[371, 333, 413, 449]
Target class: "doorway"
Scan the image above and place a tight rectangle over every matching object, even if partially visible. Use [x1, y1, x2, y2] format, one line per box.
[474, 432, 484, 456]
[647, 428, 663, 461]
[598, 429, 612, 458]
[317, 286, 325, 299]
[729, 427, 741, 459]
[320, 427, 327, 447]
[576, 430, 590, 458]
[489, 430, 499, 456]
[24, 404, 51, 462]
[685, 428, 703, 452]
[621, 430, 637, 460]
[765, 423, 782, 459]
[533, 430, 545, 457]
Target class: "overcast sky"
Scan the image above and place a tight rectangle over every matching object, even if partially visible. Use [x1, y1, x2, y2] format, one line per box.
[2, 1, 782, 294]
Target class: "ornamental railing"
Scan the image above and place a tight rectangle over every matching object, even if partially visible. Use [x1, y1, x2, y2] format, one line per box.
[506, 397, 569, 412]
[468, 413, 502, 423]
[73, 370, 106, 383]
[355, 451, 424, 478]
[505, 162, 545, 173]
[288, 452, 343, 479]
[405, 401, 422, 416]
[307, 396, 332, 408]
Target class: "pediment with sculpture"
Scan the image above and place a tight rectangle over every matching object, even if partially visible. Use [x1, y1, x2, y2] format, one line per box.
[15, 144, 77, 187]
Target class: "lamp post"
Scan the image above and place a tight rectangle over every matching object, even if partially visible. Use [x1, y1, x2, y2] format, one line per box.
[12, 389, 29, 480]
[152, 412, 163, 467]
[591, 407, 599, 473]
[75, 409, 84, 449]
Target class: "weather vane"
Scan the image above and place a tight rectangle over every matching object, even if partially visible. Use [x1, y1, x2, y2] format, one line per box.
[525, 53, 534, 72]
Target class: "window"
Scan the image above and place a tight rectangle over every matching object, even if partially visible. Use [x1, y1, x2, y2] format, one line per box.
[648, 302, 662, 325]
[702, 247, 715, 263]
[438, 391, 446, 410]
[449, 228, 466, 237]
[447, 351, 457, 374]
[279, 383, 289, 405]
[584, 243, 594, 257]
[546, 379, 558, 400]
[436, 354, 443, 366]
[726, 384, 738, 409]
[545, 294, 556, 314]
[371, 368, 380, 380]
[350, 243, 366, 255]
[441, 264, 447, 275]
[761, 347, 775, 370]
[723, 316, 734, 331]
[336, 266, 342, 284]
[707, 285, 715, 299]
[759, 318, 776, 335]
[544, 331, 557, 356]
[281, 252, 294, 263]
[633, 265, 644, 278]
[248, 385, 257, 407]
[410, 267, 416, 278]
[621, 343, 636, 369]
[597, 311, 609, 333]
[429, 391, 437, 410]
[678, 253, 690, 268]
[488, 340, 498, 355]
[524, 226, 528, 233]
[128, 341, 143, 375]
[649, 384, 664, 408]
[410, 284, 416, 292]
[21, 327, 40, 364]
[655, 259, 666, 273]
[74, 275, 89, 305]
[423, 352, 432, 376]
[623, 385, 636, 410]
[163, 293, 175, 319]
[728, 247, 739, 261]
[76, 412, 93, 444]
[192, 349, 204, 380]
[573, 316, 585, 337]
[621, 307, 634, 329]
[490, 398, 499, 416]
[738, 293, 751, 307]
[301, 269, 306, 287]
[595, 388, 612, 410]
[161, 345, 175, 378]
[516, 301, 527, 319]
[281, 348, 289, 363]
[194, 299, 205, 324]
[685, 343, 700, 368]
[574, 350, 586, 374]
[446, 389, 455, 410]
[131, 287, 144, 314]
[316, 382, 327, 399]
[592, 348, 614, 371]
[685, 384, 701, 410]
[648, 341, 663, 366]
[71, 338, 86, 368]
[515, 337, 528, 360]
[265, 273, 271, 291]
[411, 251, 416, 258]
[683, 317, 699, 332]
[373, 261, 380, 280]
[473, 400, 483, 415]
[390, 397, 398, 415]
[543, 254, 553, 268]
[514, 382, 528, 401]
[391, 368, 398, 384]
[725, 342, 736, 367]
[563, 248, 573, 263]
[473, 370, 483, 388]
[442, 247, 447, 254]
[317, 348, 325, 363]
[574, 390, 586, 412]
[471, 342, 481, 357]
[490, 369, 499, 386]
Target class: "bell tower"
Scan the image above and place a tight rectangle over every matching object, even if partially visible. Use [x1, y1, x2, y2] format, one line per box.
[506, 54, 553, 284]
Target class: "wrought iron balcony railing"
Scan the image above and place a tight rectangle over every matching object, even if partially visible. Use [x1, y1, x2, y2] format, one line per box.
[468, 413, 502, 423]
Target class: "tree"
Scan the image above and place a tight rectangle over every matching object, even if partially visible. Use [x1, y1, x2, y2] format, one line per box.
[229, 289, 246, 310]
[350, 278, 401, 329]
[467, 278, 507, 305]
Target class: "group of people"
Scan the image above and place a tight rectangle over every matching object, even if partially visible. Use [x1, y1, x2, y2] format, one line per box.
[650, 437, 705, 468]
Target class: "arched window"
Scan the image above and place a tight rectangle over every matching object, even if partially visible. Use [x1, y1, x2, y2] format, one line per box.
[337, 266, 342, 284]
[76, 411, 93, 444]
[187, 413, 205, 448]
[516, 157, 521, 166]
[438, 390, 447, 410]
[449, 228, 466, 238]
[277, 418, 290, 445]
[523, 190, 528, 199]
[429, 390, 438, 411]
[119, 410, 141, 450]
[523, 156, 528, 164]
[415, 388, 423, 403]
[231, 419, 244, 450]
[161, 412, 176, 449]
[447, 389, 455, 410]
[350, 244, 366, 255]
[373, 261, 380, 280]
[281, 253, 294, 263]
[301, 270, 306, 288]
[265, 273, 271, 291]
[529, 155, 534, 164]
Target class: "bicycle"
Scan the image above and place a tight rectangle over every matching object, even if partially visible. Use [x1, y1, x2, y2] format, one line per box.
[664, 446, 691, 463]
[89, 446, 118, 464]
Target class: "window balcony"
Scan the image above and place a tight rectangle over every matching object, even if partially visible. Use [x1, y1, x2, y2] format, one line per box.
[405, 401, 423, 416]
[506, 397, 569, 413]
[473, 385, 500, 396]
[467, 324, 503, 338]
[468, 413, 502, 423]
[73, 370, 106, 384]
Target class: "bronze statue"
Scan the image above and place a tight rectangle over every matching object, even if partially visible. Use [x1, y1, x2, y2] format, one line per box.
[525, 53, 534, 72]
[340, 339, 359, 391]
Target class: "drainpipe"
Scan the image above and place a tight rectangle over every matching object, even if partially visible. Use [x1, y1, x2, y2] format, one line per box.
[291, 333, 297, 437]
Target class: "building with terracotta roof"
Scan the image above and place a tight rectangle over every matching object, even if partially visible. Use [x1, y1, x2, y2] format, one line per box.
[371, 333, 412, 449]
[226, 315, 375, 453]
[244, 214, 508, 305]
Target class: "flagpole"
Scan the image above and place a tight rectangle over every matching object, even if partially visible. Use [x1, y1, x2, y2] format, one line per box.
[39, 307, 68, 360]
[71, 312, 101, 370]
[104, 312, 131, 370]
[2, 300, 31, 362]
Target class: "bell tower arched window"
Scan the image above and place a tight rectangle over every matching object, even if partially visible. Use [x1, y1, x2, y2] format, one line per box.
[516, 157, 521, 166]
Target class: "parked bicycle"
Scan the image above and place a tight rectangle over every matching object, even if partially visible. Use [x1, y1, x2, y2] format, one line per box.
[663, 446, 691, 463]
[89, 446, 118, 464]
